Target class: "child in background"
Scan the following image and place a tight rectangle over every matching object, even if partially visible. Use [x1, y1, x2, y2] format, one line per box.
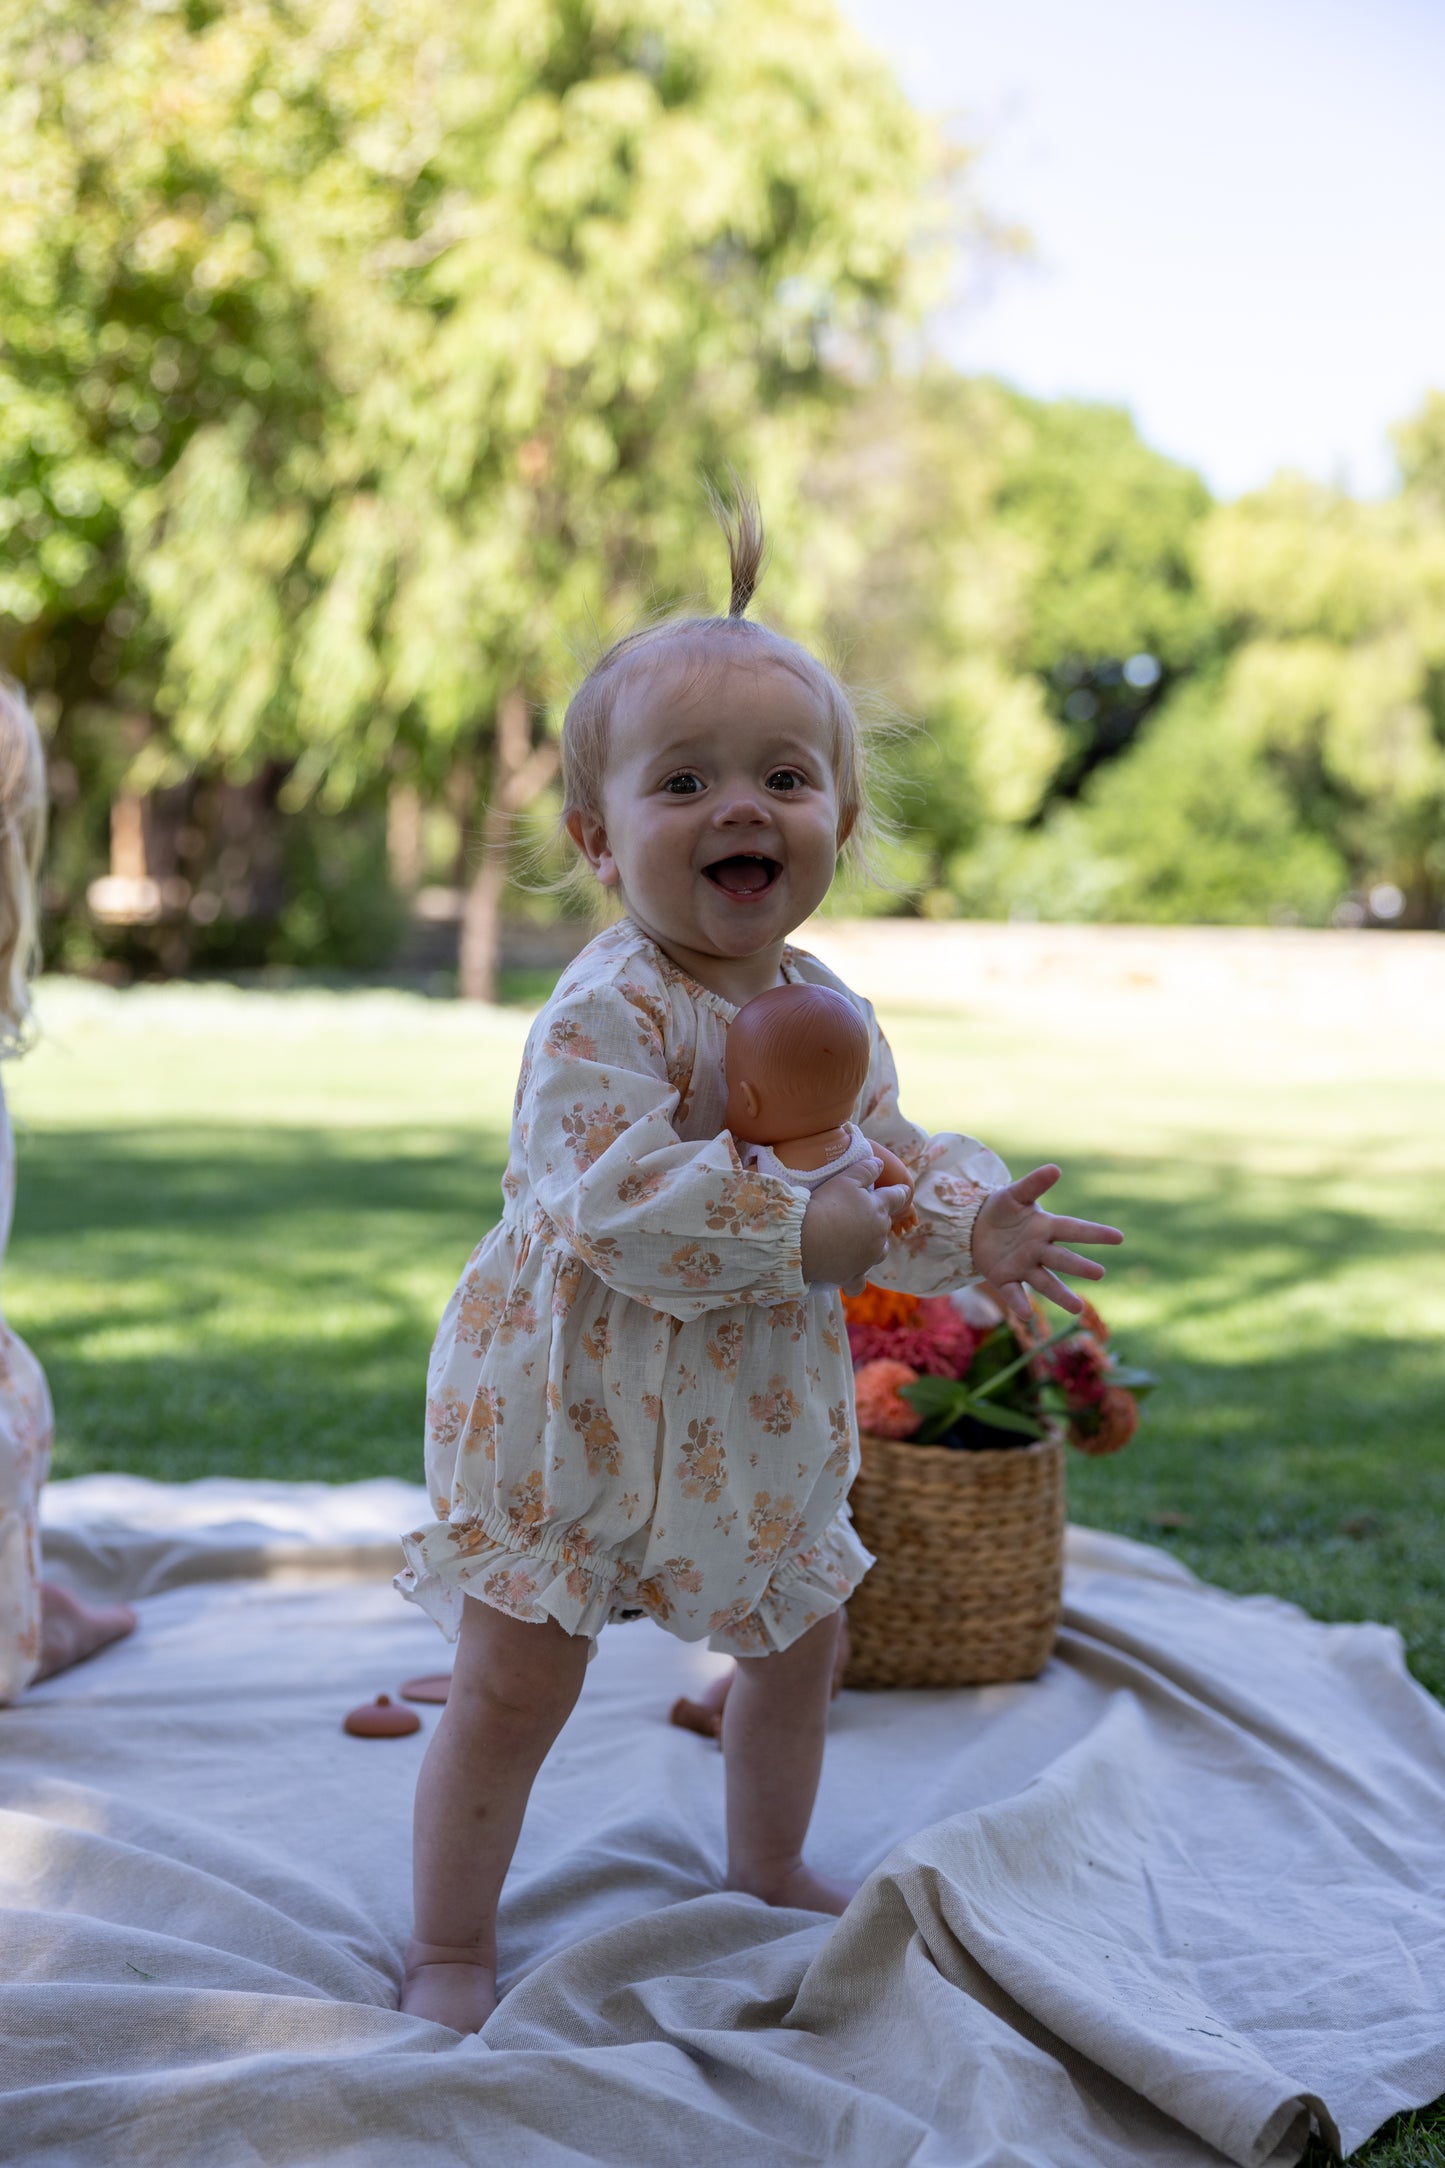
[0, 681, 136, 1703]
[396, 501, 1121, 2032]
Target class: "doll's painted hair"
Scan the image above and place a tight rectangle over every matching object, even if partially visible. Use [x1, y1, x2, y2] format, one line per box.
[0, 680, 45, 1053]
[557, 487, 894, 900]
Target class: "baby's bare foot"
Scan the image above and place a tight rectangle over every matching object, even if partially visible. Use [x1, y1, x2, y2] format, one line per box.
[400, 1945, 497, 2034]
[34, 1584, 137, 1683]
[728, 1861, 858, 1916]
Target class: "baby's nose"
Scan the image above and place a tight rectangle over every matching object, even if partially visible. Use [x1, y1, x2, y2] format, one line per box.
[713, 783, 770, 824]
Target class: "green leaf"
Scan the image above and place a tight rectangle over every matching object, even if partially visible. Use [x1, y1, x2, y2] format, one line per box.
[1107, 1366, 1157, 1395]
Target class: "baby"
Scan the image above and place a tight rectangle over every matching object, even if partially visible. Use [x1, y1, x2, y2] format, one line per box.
[396, 498, 1121, 2032]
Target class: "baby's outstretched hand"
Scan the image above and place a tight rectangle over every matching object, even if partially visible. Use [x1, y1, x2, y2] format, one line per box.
[800, 1165, 910, 1288]
[971, 1165, 1122, 1320]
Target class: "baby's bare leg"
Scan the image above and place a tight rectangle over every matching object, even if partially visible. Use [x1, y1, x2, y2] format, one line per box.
[722, 1610, 855, 1916]
[402, 1596, 589, 2033]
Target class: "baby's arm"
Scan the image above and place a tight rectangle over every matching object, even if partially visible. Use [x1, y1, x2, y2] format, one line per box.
[524, 978, 810, 1318]
[854, 1009, 1119, 1312]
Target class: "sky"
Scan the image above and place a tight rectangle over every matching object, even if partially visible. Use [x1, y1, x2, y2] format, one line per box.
[839, 0, 1445, 501]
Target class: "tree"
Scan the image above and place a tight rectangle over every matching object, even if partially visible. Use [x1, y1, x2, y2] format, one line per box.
[2, 0, 952, 992]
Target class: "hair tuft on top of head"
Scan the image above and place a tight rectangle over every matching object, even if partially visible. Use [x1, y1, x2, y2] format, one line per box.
[705, 475, 766, 619]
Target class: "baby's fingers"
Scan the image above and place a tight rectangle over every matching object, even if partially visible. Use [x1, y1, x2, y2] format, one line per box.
[1027, 1267, 1084, 1314]
[1042, 1244, 1107, 1282]
[1046, 1215, 1124, 1247]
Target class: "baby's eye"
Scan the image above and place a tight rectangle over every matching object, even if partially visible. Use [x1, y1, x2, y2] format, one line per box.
[765, 769, 806, 793]
[662, 772, 704, 795]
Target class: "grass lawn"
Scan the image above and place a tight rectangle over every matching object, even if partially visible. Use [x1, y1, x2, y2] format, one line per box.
[9, 950, 1445, 2166]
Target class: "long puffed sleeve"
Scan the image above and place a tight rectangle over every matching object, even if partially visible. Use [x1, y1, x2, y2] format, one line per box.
[521, 977, 808, 1321]
[855, 1011, 1010, 1295]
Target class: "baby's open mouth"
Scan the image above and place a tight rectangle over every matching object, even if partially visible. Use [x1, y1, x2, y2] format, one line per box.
[703, 854, 781, 898]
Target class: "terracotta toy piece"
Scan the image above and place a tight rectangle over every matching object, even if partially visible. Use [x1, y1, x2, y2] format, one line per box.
[399, 1674, 452, 1704]
[724, 983, 915, 1216]
[344, 1694, 422, 1738]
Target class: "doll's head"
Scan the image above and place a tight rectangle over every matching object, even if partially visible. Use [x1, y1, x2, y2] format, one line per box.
[561, 493, 890, 971]
[724, 983, 870, 1146]
[0, 679, 45, 1054]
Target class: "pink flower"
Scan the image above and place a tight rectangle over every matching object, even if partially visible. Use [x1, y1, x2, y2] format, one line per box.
[852, 1359, 924, 1439]
[1044, 1337, 1110, 1409]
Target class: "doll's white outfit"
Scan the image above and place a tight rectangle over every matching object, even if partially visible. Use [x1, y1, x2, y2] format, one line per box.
[398, 918, 1008, 1657]
[0, 1078, 53, 1703]
[742, 1123, 881, 1193]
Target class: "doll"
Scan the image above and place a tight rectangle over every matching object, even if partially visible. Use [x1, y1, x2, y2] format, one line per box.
[723, 982, 916, 1223]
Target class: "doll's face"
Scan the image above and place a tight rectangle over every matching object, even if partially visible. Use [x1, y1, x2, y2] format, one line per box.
[565, 647, 850, 1003]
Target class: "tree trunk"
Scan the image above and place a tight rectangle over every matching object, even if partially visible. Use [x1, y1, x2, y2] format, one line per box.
[457, 686, 560, 1002]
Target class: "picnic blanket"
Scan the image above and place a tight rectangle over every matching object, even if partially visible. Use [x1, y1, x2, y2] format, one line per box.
[4, 1476, 1444, 2168]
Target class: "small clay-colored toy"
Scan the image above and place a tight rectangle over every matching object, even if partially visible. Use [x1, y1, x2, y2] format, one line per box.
[724, 984, 914, 1216]
[343, 1693, 422, 1738]
[399, 1674, 452, 1704]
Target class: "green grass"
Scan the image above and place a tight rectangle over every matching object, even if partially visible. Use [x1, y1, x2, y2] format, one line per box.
[9, 963, 1445, 2163]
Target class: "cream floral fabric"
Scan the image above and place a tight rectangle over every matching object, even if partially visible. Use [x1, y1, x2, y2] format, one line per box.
[398, 920, 1009, 1656]
[0, 1079, 53, 1704]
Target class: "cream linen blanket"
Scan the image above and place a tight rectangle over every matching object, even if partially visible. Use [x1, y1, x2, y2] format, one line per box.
[4, 1476, 1444, 2168]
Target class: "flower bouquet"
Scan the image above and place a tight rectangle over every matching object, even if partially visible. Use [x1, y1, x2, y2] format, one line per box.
[846, 1284, 1156, 1458]
[840, 1284, 1155, 1689]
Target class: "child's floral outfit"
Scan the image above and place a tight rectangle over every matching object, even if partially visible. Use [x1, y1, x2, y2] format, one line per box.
[398, 920, 1008, 1656]
[0, 1080, 53, 1703]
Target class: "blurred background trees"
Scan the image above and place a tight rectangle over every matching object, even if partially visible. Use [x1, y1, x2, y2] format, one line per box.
[3, 0, 1443, 988]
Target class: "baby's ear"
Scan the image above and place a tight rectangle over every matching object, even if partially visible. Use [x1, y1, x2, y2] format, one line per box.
[836, 806, 857, 848]
[566, 808, 617, 886]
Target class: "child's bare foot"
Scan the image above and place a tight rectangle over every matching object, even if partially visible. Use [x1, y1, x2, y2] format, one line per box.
[34, 1583, 137, 1683]
[728, 1860, 858, 1916]
[400, 1943, 496, 2033]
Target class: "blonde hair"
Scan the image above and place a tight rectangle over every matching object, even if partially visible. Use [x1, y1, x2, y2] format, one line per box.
[0, 679, 47, 1054]
[555, 485, 895, 906]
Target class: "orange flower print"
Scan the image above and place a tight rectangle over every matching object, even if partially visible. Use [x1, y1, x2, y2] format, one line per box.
[931, 1172, 985, 1214]
[748, 1375, 801, 1435]
[544, 1018, 598, 1061]
[496, 1290, 538, 1345]
[676, 1415, 728, 1502]
[661, 1242, 723, 1289]
[560, 1099, 631, 1170]
[706, 1318, 745, 1379]
[619, 980, 669, 1052]
[552, 1255, 586, 1320]
[633, 1574, 674, 1623]
[505, 1469, 550, 1540]
[666, 1049, 696, 1122]
[768, 1297, 809, 1341]
[456, 1273, 507, 1354]
[745, 1491, 805, 1569]
[568, 1228, 623, 1277]
[706, 1600, 771, 1654]
[426, 1389, 469, 1459]
[617, 1168, 667, 1207]
[461, 1385, 505, 1462]
[444, 1517, 494, 1559]
[580, 1314, 613, 1362]
[705, 1171, 795, 1236]
[824, 1400, 854, 1480]
[568, 1397, 622, 1477]
[640, 1393, 663, 1424]
[481, 1565, 545, 1619]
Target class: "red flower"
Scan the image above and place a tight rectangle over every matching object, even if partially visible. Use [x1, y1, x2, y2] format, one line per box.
[847, 1295, 982, 1380]
[1044, 1336, 1110, 1409]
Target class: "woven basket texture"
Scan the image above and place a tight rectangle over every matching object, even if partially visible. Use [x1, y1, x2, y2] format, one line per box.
[843, 1426, 1065, 1689]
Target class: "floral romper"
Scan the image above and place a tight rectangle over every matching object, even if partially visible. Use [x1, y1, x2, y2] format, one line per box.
[0, 1077, 54, 1704]
[397, 919, 1009, 1656]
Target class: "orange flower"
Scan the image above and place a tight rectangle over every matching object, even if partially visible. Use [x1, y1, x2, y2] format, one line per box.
[1070, 1385, 1139, 1456]
[841, 1284, 921, 1330]
[853, 1358, 923, 1439]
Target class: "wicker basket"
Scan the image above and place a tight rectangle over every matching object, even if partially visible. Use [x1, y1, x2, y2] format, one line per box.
[843, 1426, 1065, 1689]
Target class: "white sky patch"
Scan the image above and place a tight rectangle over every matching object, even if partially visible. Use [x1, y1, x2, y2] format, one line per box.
[840, 0, 1445, 499]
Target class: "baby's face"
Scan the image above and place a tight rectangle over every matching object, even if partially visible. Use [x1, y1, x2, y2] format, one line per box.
[571, 649, 847, 986]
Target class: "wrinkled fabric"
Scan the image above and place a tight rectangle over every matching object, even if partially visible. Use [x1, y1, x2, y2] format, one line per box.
[5, 1478, 1445, 2166]
[399, 920, 1008, 1655]
[0, 1078, 54, 1704]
